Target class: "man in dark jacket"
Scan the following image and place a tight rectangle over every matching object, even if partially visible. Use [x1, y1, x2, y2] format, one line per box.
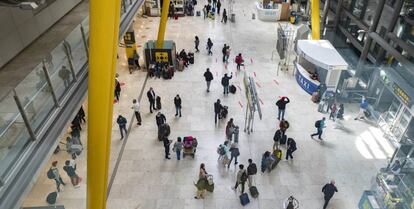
[147, 87, 157, 113]
[63, 160, 81, 187]
[116, 115, 127, 140]
[174, 94, 182, 117]
[163, 137, 171, 159]
[115, 78, 121, 102]
[322, 180, 338, 209]
[247, 159, 257, 187]
[286, 138, 297, 160]
[276, 96, 290, 120]
[214, 99, 222, 124]
[156, 112, 167, 128]
[221, 73, 233, 94]
[204, 68, 214, 92]
[222, 44, 227, 62]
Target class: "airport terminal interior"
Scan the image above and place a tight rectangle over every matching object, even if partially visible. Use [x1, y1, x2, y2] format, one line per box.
[1, 0, 414, 209]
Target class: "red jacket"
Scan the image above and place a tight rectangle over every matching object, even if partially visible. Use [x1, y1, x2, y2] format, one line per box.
[235, 56, 244, 64]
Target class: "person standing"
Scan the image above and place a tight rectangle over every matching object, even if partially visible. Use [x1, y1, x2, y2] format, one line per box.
[222, 44, 228, 62]
[329, 102, 337, 121]
[147, 87, 157, 113]
[286, 138, 297, 160]
[116, 115, 128, 140]
[77, 106, 86, 123]
[276, 96, 290, 120]
[59, 66, 71, 88]
[207, 38, 213, 55]
[155, 112, 167, 128]
[174, 94, 182, 117]
[204, 68, 214, 92]
[203, 5, 207, 19]
[114, 77, 121, 102]
[221, 73, 233, 94]
[217, 0, 221, 14]
[232, 164, 247, 193]
[131, 99, 141, 125]
[235, 53, 244, 70]
[279, 119, 289, 137]
[195, 163, 208, 199]
[63, 160, 82, 188]
[322, 180, 338, 209]
[311, 117, 326, 140]
[50, 161, 66, 192]
[336, 103, 345, 120]
[163, 137, 171, 159]
[173, 137, 183, 160]
[246, 159, 257, 187]
[228, 142, 240, 168]
[214, 99, 222, 124]
[355, 97, 369, 120]
[195, 36, 200, 52]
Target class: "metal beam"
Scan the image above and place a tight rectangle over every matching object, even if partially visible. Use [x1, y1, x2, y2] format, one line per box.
[88, 0, 121, 209]
[13, 90, 36, 141]
[333, 0, 343, 29]
[156, 0, 170, 48]
[387, 33, 414, 56]
[342, 8, 369, 31]
[321, 0, 331, 28]
[311, 0, 321, 39]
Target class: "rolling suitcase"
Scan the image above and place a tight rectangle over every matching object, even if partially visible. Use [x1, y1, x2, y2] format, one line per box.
[239, 193, 250, 206]
[46, 192, 58, 205]
[156, 96, 162, 109]
[249, 186, 259, 198]
[229, 85, 237, 94]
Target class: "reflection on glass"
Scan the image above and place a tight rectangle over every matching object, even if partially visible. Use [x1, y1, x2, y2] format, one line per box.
[66, 25, 87, 75]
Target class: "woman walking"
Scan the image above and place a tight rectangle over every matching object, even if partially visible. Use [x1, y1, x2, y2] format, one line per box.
[195, 163, 208, 199]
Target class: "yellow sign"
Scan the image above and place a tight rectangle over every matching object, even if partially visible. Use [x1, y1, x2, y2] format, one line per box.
[155, 52, 169, 62]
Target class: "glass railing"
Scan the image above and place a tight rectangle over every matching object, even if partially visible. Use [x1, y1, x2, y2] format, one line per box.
[0, 0, 140, 184]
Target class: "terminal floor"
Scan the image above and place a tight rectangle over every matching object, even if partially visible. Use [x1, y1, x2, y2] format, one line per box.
[22, 1, 394, 208]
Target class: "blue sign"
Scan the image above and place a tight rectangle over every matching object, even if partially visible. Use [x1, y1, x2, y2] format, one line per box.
[296, 68, 319, 95]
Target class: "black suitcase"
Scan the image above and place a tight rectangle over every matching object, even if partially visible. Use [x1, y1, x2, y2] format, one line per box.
[189, 55, 194, 64]
[46, 192, 58, 204]
[249, 186, 259, 198]
[280, 135, 287, 145]
[230, 85, 237, 94]
[156, 96, 162, 109]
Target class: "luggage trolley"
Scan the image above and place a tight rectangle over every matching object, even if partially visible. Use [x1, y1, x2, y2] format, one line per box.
[182, 136, 198, 158]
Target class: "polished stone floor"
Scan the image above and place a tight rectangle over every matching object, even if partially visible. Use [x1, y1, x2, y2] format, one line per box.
[22, 0, 394, 208]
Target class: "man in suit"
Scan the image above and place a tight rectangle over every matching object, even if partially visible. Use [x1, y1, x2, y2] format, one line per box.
[147, 87, 157, 113]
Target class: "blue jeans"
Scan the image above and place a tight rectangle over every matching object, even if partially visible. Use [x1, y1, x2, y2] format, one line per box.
[278, 109, 285, 120]
[223, 85, 229, 94]
[176, 150, 181, 160]
[175, 106, 181, 116]
[311, 128, 323, 139]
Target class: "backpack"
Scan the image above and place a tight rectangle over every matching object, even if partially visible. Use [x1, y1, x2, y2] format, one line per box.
[240, 171, 248, 182]
[315, 120, 321, 128]
[217, 145, 226, 155]
[248, 163, 257, 175]
[47, 168, 55, 179]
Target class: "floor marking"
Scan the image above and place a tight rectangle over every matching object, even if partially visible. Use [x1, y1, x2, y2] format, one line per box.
[239, 101, 243, 108]
[237, 85, 242, 91]
[259, 98, 264, 105]
[255, 82, 261, 88]
[273, 79, 279, 85]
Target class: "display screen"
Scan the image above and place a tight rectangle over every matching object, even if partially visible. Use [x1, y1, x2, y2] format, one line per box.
[392, 83, 411, 106]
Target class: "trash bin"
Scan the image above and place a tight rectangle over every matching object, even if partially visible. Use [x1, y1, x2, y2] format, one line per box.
[230, 13, 235, 22]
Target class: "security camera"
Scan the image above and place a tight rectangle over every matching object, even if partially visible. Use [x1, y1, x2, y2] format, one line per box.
[19, 2, 38, 10]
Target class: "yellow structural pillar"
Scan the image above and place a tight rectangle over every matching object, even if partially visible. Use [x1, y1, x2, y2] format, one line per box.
[88, 0, 121, 208]
[156, 0, 171, 48]
[311, 0, 321, 40]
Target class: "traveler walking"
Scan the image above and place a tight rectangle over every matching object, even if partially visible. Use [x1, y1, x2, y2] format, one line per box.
[174, 94, 182, 117]
[336, 103, 345, 120]
[232, 164, 247, 193]
[276, 97, 290, 120]
[279, 119, 289, 137]
[49, 161, 66, 192]
[63, 160, 82, 188]
[116, 115, 128, 140]
[286, 138, 297, 160]
[214, 99, 222, 124]
[222, 44, 228, 62]
[204, 68, 214, 92]
[311, 117, 326, 140]
[217, 0, 221, 14]
[173, 137, 183, 160]
[221, 9, 227, 23]
[71, 115, 82, 131]
[131, 99, 142, 125]
[228, 142, 240, 168]
[225, 118, 235, 140]
[163, 137, 172, 159]
[329, 102, 337, 121]
[235, 53, 244, 70]
[207, 38, 213, 55]
[246, 159, 257, 187]
[147, 87, 157, 113]
[273, 129, 282, 150]
[195, 36, 200, 52]
[155, 112, 167, 128]
[195, 163, 208, 199]
[322, 180, 338, 209]
[355, 97, 369, 120]
[114, 77, 121, 102]
[221, 73, 233, 94]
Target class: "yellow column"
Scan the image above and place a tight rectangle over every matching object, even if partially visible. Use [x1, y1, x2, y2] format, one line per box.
[88, 0, 121, 208]
[311, 0, 321, 40]
[156, 0, 171, 48]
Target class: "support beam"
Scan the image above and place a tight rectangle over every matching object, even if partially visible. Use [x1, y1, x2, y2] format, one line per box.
[332, 0, 343, 30]
[88, 0, 121, 209]
[311, 0, 321, 39]
[321, 0, 331, 29]
[342, 8, 369, 31]
[156, 0, 170, 48]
